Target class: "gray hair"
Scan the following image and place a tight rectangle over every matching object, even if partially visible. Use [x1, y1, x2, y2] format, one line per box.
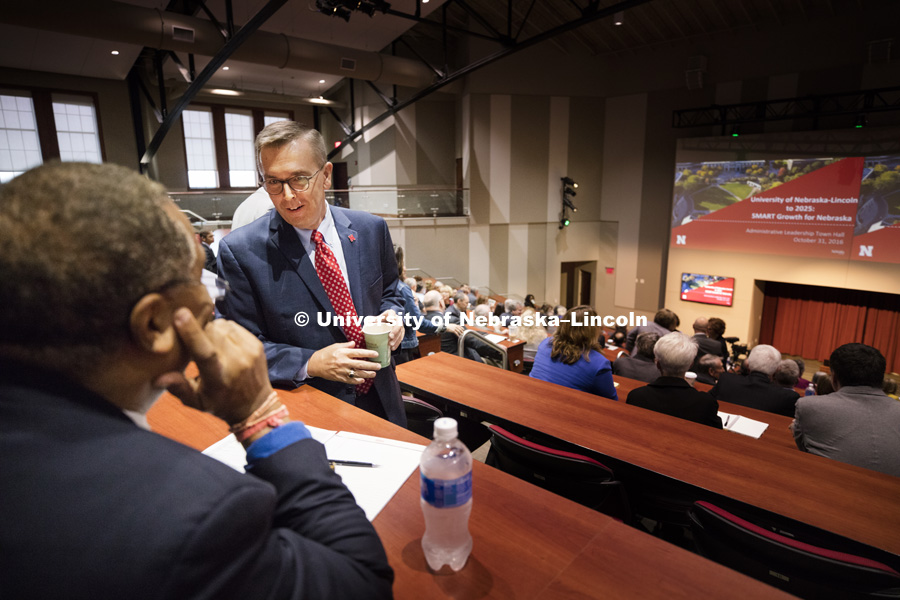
[654, 332, 698, 377]
[773, 359, 800, 388]
[0, 162, 194, 375]
[504, 298, 517, 312]
[699, 353, 723, 373]
[473, 304, 491, 318]
[635, 332, 659, 359]
[745, 344, 782, 376]
[255, 121, 327, 174]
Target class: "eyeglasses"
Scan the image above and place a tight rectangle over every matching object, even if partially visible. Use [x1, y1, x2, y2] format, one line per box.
[262, 168, 321, 195]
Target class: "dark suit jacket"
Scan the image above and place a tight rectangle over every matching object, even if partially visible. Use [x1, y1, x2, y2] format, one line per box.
[710, 370, 800, 417]
[202, 242, 217, 274]
[218, 207, 405, 425]
[626, 376, 723, 428]
[0, 365, 393, 600]
[612, 353, 660, 383]
[426, 308, 500, 363]
[692, 333, 722, 358]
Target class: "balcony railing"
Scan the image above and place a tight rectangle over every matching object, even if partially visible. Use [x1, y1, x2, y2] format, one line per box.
[169, 186, 469, 223]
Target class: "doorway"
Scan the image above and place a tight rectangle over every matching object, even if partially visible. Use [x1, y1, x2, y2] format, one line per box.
[560, 261, 597, 309]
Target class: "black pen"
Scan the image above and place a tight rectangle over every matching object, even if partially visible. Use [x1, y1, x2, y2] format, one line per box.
[329, 459, 378, 468]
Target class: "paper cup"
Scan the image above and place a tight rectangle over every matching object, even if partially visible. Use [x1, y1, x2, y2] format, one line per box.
[684, 371, 697, 387]
[362, 322, 392, 368]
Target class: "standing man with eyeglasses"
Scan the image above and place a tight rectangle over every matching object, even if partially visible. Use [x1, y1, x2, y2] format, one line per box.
[217, 121, 407, 426]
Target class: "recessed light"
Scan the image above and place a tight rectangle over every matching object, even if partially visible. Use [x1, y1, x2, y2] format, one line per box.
[111, 50, 120, 55]
[308, 97, 332, 105]
[222, 66, 230, 71]
[209, 88, 242, 96]
[319, 79, 326, 84]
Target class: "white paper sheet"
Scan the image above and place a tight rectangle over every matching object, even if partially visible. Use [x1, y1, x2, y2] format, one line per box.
[717, 411, 770, 439]
[201, 427, 425, 521]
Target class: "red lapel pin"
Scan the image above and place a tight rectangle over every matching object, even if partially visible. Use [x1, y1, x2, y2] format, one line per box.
[348, 234, 356, 242]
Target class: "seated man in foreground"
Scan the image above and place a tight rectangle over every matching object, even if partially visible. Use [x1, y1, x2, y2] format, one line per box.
[792, 343, 900, 477]
[626, 332, 722, 429]
[612, 332, 660, 383]
[0, 163, 393, 599]
[710, 344, 799, 417]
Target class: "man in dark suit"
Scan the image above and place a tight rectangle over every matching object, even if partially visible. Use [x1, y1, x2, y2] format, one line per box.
[711, 344, 799, 417]
[0, 162, 393, 599]
[199, 230, 217, 273]
[626, 332, 722, 428]
[218, 122, 406, 425]
[689, 316, 722, 372]
[613, 331, 660, 383]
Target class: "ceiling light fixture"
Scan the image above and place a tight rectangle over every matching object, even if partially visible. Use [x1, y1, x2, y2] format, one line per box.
[222, 66, 230, 71]
[209, 88, 242, 96]
[614, 11, 624, 26]
[111, 50, 120, 55]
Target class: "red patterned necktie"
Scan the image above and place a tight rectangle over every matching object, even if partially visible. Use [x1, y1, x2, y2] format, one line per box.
[312, 230, 373, 395]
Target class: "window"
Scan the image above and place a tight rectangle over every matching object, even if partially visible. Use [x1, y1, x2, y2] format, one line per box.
[180, 105, 293, 190]
[182, 108, 219, 189]
[0, 88, 104, 183]
[224, 110, 256, 188]
[0, 93, 42, 183]
[53, 95, 102, 163]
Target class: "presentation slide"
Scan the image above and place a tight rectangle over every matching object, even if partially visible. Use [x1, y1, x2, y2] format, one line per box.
[670, 155, 900, 265]
[680, 273, 734, 307]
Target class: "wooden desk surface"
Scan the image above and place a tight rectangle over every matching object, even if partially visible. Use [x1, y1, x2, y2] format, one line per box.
[147, 387, 788, 599]
[397, 352, 900, 556]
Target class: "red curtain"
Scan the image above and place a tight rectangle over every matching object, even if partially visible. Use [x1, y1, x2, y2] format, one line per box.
[759, 282, 900, 374]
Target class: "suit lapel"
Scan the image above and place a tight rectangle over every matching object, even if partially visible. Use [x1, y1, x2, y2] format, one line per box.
[268, 211, 334, 314]
[332, 207, 364, 316]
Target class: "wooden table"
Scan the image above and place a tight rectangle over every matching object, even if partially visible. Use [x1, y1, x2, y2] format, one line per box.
[397, 352, 900, 557]
[147, 386, 789, 599]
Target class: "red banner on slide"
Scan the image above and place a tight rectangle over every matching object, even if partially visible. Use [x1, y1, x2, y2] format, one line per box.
[671, 158, 863, 259]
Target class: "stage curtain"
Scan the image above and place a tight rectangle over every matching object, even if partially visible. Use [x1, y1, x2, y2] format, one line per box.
[760, 282, 900, 374]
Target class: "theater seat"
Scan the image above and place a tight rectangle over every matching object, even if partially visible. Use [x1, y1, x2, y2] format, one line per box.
[485, 424, 628, 520]
[689, 500, 900, 599]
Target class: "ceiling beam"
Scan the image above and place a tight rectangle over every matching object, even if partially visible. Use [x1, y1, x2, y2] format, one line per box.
[140, 0, 289, 169]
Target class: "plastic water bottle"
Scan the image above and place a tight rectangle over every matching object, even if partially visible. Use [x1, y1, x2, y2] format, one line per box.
[420, 417, 473, 572]
[805, 383, 816, 396]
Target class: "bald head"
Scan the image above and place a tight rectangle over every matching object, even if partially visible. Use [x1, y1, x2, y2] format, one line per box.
[692, 317, 709, 334]
[423, 290, 444, 310]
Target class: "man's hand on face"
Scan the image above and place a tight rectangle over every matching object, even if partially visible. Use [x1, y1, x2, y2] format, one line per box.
[308, 341, 381, 384]
[154, 308, 274, 425]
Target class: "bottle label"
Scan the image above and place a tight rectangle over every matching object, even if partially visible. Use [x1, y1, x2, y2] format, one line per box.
[420, 471, 472, 508]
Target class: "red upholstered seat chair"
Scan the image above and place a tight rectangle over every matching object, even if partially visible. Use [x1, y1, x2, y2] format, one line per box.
[485, 424, 629, 520]
[689, 500, 900, 599]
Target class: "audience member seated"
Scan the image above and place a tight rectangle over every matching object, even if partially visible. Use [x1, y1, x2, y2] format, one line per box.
[813, 372, 834, 395]
[691, 317, 722, 360]
[530, 306, 618, 401]
[512, 307, 549, 372]
[695, 354, 725, 385]
[792, 343, 900, 477]
[626, 333, 722, 429]
[524, 293, 536, 308]
[500, 298, 524, 327]
[707, 317, 729, 359]
[612, 332, 660, 383]
[710, 344, 799, 417]
[773, 359, 800, 390]
[793, 358, 811, 389]
[625, 308, 679, 355]
[439, 285, 454, 307]
[610, 330, 627, 348]
[0, 162, 393, 598]
[424, 291, 501, 365]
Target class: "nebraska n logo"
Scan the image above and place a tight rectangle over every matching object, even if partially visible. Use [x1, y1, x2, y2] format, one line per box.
[859, 245, 873, 257]
[676, 235, 687, 245]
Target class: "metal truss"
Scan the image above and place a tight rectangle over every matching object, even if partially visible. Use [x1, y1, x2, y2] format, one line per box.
[673, 86, 900, 134]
